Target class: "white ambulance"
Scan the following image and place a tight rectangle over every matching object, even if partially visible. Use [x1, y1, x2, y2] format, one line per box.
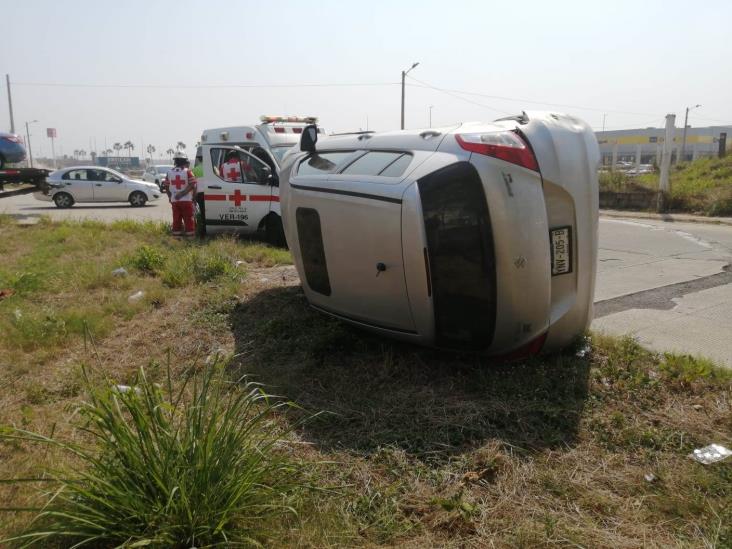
[195, 116, 321, 244]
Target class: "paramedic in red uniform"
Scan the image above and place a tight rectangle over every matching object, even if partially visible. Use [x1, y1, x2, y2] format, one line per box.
[166, 152, 197, 236]
[219, 150, 257, 182]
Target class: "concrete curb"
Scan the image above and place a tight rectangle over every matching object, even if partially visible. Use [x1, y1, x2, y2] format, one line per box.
[0, 186, 37, 199]
[600, 209, 732, 227]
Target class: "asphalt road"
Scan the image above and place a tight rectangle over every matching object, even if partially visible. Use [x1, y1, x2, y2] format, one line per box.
[2, 193, 731, 366]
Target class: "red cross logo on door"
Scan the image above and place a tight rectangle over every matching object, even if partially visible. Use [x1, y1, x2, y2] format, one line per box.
[171, 174, 186, 190]
[228, 189, 246, 206]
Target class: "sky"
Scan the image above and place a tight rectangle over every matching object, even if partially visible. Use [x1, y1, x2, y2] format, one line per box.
[2, 0, 732, 161]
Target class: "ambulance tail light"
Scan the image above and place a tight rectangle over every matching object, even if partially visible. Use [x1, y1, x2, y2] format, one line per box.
[455, 131, 539, 172]
[274, 127, 286, 134]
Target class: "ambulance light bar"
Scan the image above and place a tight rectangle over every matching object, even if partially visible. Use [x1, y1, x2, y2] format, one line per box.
[260, 115, 318, 124]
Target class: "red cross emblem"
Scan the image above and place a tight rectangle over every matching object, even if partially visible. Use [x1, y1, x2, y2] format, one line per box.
[226, 165, 240, 181]
[171, 174, 186, 190]
[228, 189, 246, 206]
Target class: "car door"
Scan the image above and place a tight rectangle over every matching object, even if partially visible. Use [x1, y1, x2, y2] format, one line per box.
[61, 169, 94, 201]
[202, 146, 273, 232]
[90, 169, 126, 201]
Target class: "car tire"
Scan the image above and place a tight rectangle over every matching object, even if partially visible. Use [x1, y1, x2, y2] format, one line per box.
[265, 214, 287, 248]
[129, 191, 147, 207]
[53, 192, 74, 208]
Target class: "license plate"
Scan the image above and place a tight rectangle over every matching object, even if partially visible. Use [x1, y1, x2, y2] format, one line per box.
[550, 226, 572, 276]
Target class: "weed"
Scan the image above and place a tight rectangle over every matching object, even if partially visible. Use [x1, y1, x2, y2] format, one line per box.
[1, 361, 310, 548]
[128, 244, 166, 275]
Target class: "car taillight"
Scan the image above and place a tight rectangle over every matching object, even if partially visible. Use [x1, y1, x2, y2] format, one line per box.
[455, 131, 539, 171]
[492, 332, 548, 362]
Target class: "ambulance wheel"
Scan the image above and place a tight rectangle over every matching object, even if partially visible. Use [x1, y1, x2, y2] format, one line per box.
[129, 191, 147, 207]
[195, 197, 207, 237]
[265, 214, 286, 248]
[53, 192, 74, 208]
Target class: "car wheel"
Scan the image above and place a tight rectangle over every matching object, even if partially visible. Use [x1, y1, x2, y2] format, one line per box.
[129, 191, 147, 207]
[53, 192, 74, 208]
[265, 214, 287, 248]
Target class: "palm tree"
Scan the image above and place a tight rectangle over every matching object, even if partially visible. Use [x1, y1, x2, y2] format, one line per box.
[146, 144, 156, 160]
[176, 141, 186, 153]
[166, 148, 175, 160]
[113, 142, 122, 157]
[79, 150, 86, 160]
[123, 141, 134, 157]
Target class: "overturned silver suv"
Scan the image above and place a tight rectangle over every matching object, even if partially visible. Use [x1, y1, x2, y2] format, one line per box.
[279, 112, 599, 357]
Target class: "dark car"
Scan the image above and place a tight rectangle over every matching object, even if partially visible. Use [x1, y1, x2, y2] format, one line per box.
[0, 132, 27, 168]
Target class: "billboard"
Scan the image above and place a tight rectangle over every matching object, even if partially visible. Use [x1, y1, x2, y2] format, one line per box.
[96, 156, 140, 168]
[46, 128, 57, 138]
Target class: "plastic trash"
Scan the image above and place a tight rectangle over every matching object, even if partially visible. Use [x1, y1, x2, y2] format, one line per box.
[113, 385, 141, 395]
[689, 444, 732, 465]
[128, 290, 145, 303]
[576, 336, 591, 357]
[235, 260, 245, 267]
[112, 267, 128, 277]
[644, 473, 657, 483]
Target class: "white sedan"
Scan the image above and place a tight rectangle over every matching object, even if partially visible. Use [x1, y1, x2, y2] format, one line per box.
[34, 166, 162, 208]
[142, 164, 173, 188]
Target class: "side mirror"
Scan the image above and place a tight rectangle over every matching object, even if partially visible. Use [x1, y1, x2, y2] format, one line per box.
[300, 124, 318, 153]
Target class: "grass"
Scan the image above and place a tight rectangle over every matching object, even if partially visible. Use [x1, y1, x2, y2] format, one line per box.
[600, 155, 732, 215]
[0, 217, 730, 547]
[2, 361, 310, 548]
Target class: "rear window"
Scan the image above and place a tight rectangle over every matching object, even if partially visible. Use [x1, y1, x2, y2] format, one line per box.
[63, 169, 88, 181]
[419, 162, 496, 350]
[340, 151, 411, 177]
[297, 152, 355, 175]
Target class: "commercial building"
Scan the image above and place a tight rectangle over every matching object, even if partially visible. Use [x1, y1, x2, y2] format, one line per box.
[595, 125, 731, 167]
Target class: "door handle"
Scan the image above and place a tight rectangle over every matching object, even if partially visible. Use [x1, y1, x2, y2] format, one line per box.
[208, 185, 222, 189]
[95, 183, 102, 186]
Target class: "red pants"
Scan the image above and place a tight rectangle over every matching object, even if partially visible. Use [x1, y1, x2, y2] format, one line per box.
[171, 201, 195, 235]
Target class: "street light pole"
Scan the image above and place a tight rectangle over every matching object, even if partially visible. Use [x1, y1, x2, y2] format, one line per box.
[25, 120, 38, 168]
[400, 62, 419, 130]
[680, 104, 701, 163]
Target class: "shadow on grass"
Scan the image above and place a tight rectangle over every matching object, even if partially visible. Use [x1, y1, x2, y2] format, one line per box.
[229, 286, 590, 459]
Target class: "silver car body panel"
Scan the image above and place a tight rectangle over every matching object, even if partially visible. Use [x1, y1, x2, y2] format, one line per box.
[280, 112, 599, 354]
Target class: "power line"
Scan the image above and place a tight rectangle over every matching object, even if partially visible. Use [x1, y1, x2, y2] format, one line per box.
[13, 81, 400, 89]
[403, 76, 512, 115]
[406, 75, 665, 119]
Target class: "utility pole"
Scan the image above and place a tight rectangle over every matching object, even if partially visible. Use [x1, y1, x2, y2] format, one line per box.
[400, 62, 419, 130]
[601, 113, 607, 133]
[657, 114, 676, 213]
[6, 75, 15, 134]
[429, 105, 434, 128]
[25, 120, 37, 168]
[680, 104, 701, 163]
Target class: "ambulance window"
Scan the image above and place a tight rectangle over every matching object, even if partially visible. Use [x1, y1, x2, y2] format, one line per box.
[297, 151, 355, 175]
[271, 145, 293, 164]
[340, 151, 407, 177]
[296, 207, 331, 296]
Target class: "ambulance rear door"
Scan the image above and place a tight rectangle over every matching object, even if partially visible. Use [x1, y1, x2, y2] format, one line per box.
[201, 145, 274, 232]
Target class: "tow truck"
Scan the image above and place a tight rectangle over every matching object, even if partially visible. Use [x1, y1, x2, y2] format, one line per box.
[194, 116, 323, 245]
[0, 167, 52, 193]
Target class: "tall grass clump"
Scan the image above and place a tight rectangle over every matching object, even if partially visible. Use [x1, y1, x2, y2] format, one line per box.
[1, 361, 309, 547]
[128, 244, 167, 275]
